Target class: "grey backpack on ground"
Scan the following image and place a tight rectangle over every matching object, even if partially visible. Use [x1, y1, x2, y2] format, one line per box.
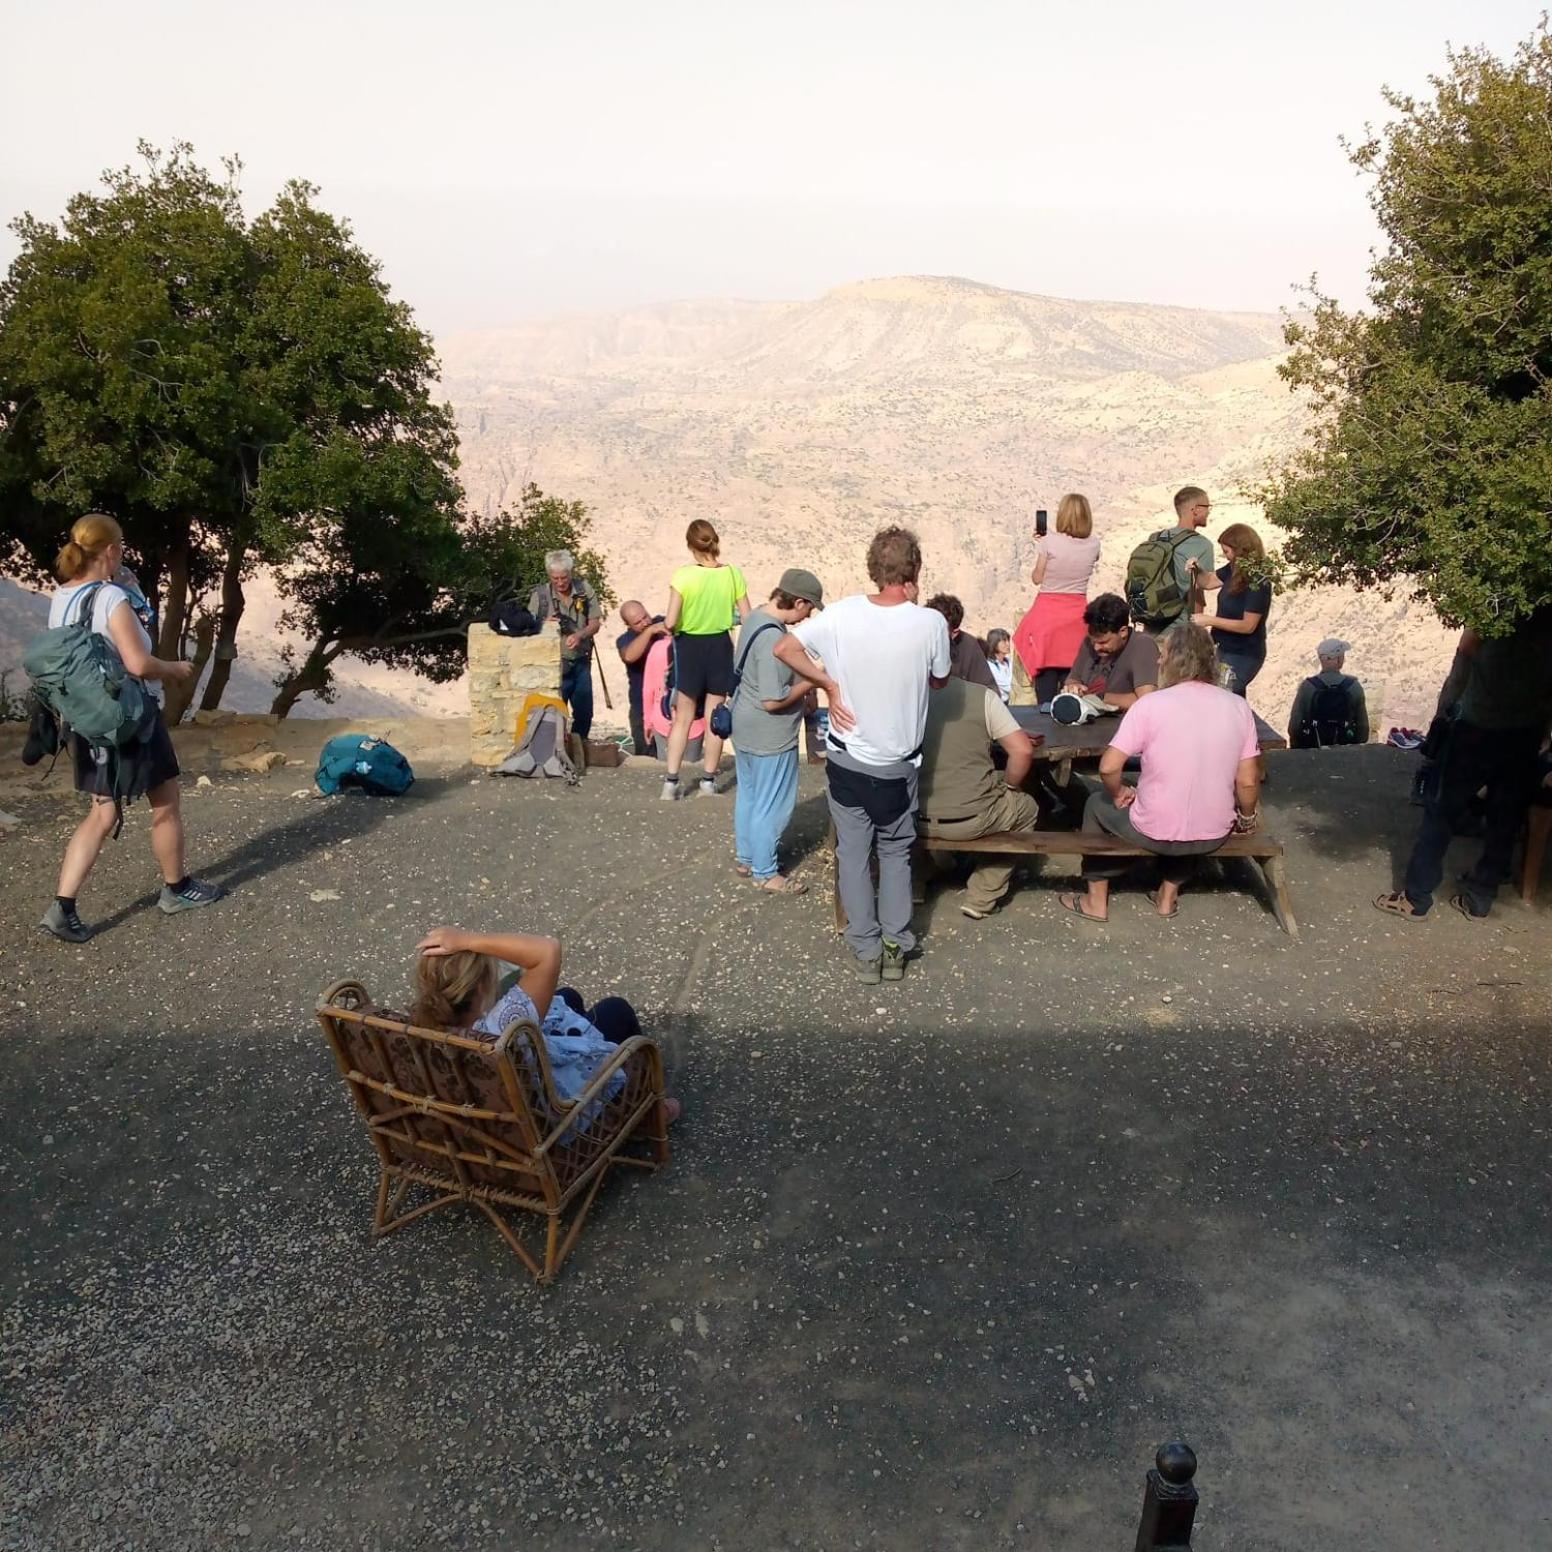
[491, 701, 579, 782]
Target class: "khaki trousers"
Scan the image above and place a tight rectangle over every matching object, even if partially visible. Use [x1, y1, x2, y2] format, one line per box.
[920, 785, 1042, 912]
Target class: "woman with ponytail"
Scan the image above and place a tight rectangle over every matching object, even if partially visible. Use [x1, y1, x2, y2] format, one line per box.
[38, 514, 223, 943]
[412, 925, 682, 1121]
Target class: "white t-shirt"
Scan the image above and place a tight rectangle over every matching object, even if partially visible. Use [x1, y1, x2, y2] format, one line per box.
[793, 595, 951, 766]
[48, 581, 160, 702]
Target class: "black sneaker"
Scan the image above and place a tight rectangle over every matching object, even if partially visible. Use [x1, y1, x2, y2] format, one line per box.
[158, 877, 224, 914]
[852, 950, 882, 985]
[39, 902, 90, 943]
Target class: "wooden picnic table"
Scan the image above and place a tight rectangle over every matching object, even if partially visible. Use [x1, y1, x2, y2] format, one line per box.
[1010, 705, 1287, 785]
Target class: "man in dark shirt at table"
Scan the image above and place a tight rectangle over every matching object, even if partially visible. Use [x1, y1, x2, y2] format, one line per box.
[1062, 593, 1160, 709]
[926, 593, 998, 692]
[616, 600, 668, 755]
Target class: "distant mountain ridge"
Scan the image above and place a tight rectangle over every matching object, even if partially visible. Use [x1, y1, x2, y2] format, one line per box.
[440, 274, 1451, 729]
[0, 277, 1453, 729]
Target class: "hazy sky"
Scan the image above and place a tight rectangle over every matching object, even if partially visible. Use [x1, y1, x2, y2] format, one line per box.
[0, 0, 1542, 333]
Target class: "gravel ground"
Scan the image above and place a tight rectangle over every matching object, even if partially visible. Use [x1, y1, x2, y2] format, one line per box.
[1, 745, 1549, 1551]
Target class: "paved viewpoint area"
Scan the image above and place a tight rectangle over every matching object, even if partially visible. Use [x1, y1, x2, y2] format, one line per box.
[2, 742, 1549, 1551]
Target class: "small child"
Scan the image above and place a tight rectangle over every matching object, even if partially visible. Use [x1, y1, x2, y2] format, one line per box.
[413, 926, 681, 1121]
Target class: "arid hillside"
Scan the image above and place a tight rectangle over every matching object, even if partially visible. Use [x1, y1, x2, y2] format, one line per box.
[2, 277, 1456, 729]
[442, 275, 1454, 730]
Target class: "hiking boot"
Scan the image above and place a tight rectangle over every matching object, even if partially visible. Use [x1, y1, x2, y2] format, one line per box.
[39, 901, 90, 943]
[852, 951, 883, 985]
[158, 877, 224, 914]
[881, 941, 907, 981]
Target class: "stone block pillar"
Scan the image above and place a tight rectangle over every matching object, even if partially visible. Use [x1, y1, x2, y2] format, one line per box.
[1009, 649, 1038, 707]
[467, 622, 563, 767]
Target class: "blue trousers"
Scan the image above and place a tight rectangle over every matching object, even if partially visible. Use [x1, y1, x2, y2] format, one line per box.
[561, 657, 594, 740]
[734, 747, 800, 881]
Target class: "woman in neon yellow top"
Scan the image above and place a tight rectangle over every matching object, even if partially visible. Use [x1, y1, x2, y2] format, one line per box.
[660, 519, 751, 799]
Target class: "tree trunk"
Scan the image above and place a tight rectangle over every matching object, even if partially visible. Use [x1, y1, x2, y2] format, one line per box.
[156, 534, 191, 660]
[198, 538, 247, 713]
[270, 641, 339, 719]
[163, 613, 215, 726]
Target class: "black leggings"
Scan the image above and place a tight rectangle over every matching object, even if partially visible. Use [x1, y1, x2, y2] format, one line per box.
[556, 987, 642, 1044]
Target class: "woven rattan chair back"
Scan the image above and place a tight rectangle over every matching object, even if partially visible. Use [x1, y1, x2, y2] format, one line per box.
[317, 979, 669, 1283]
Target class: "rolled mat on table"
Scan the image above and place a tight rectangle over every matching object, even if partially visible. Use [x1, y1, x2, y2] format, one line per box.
[1014, 593, 1087, 679]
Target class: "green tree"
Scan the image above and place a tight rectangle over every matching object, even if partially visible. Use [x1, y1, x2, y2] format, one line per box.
[0, 143, 465, 719]
[1266, 25, 1552, 632]
[269, 484, 610, 717]
[0, 143, 250, 713]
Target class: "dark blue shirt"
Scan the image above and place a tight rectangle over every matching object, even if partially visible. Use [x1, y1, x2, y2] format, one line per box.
[1212, 564, 1271, 657]
[616, 616, 666, 715]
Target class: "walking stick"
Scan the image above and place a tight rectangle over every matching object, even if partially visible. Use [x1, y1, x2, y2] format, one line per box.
[594, 648, 614, 711]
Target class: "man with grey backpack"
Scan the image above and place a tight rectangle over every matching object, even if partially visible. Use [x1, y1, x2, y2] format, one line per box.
[727, 569, 826, 895]
[27, 514, 222, 943]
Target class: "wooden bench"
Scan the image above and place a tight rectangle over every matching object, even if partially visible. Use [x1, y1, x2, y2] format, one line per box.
[830, 827, 1298, 939]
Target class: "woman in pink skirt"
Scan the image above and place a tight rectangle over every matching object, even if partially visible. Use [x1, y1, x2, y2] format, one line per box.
[1013, 493, 1102, 702]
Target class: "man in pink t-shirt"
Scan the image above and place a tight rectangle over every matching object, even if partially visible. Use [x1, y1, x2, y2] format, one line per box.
[1059, 626, 1262, 923]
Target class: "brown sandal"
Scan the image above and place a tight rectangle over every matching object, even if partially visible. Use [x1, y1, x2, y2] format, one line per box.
[754, 874, 808, 895]
[1374, 891, 1427, 919]
[733, 863, 753, 878]
[1058, 891, 1107, 924]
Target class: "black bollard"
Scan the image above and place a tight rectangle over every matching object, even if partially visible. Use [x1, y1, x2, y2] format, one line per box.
[1134, 1441, 1198, 1551]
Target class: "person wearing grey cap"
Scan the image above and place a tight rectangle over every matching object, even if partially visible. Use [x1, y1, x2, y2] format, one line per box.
[729, 569, 827, 894]
[1288, 638, 1369, 749]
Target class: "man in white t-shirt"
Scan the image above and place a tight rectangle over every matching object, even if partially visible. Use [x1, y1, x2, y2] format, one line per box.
[774, 527, 950, 983]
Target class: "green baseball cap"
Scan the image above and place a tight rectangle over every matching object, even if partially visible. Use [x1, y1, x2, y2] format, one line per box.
[778, 567, 824, 609]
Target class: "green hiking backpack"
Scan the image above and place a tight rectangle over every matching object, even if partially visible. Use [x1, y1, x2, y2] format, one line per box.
[23, 583, 151, 749]
[1125, 530, 1196, 628]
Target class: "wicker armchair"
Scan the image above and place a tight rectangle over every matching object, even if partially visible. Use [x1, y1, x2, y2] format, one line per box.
[317, 980, 670, 1283]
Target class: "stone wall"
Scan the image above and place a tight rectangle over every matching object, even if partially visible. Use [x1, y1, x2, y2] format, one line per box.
[467, 622, 563, 767]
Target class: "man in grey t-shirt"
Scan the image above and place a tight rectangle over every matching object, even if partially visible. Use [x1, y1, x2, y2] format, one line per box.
[731, 569, 825, 892]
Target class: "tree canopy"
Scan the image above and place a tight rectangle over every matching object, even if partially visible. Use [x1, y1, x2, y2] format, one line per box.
[0, 143, 601, 717]
[1266, 24, 1552, 633]
[271, 484, 609, 716]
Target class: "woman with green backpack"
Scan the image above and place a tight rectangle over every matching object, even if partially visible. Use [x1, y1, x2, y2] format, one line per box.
[36, 513, 223, 943]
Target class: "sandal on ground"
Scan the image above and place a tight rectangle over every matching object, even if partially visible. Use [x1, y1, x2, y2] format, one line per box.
[1448, 892, 1487, 922]
[1147, 889, 1179, 920]
[1374, 891, 1427, 919]
[733, 862, 753, 878]
[754, 874, 808, 895]
[1058, 892, 1107, 924]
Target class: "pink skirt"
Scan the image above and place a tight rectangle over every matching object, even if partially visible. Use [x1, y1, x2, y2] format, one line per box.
[1014, 593, 1087, 676]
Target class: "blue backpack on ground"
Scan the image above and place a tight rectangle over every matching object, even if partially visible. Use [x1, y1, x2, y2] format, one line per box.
[315, 734, 415, 796]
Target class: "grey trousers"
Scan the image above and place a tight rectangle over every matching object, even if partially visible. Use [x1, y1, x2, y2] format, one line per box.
[1081, 791, 1228, 885]
[827, 747, 919, 959]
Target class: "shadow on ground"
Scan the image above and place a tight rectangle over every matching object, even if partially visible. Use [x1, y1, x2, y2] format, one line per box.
[1, 752, 1548, 1551]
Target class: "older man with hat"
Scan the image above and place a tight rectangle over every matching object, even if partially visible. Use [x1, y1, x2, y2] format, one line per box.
[729, 568, 826, 894]
[1288, 637, 1369, 749]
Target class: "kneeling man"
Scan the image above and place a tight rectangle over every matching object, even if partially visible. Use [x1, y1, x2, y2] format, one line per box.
[917, 675, 1040, 920]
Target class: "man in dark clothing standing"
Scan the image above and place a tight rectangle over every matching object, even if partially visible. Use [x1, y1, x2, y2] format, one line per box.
[616, 599, 668, 754]
[1378, 606, 1552, 920]
[528, 550, 602, 740]
[925, 594, 998, 692]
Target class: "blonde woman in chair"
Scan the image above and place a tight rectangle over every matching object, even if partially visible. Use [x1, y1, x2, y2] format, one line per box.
[414, 927, 682, 1121]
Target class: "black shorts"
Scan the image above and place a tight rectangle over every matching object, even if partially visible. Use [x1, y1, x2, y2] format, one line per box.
[672, 632, 734, 706]
[70, 707, 180, 801]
